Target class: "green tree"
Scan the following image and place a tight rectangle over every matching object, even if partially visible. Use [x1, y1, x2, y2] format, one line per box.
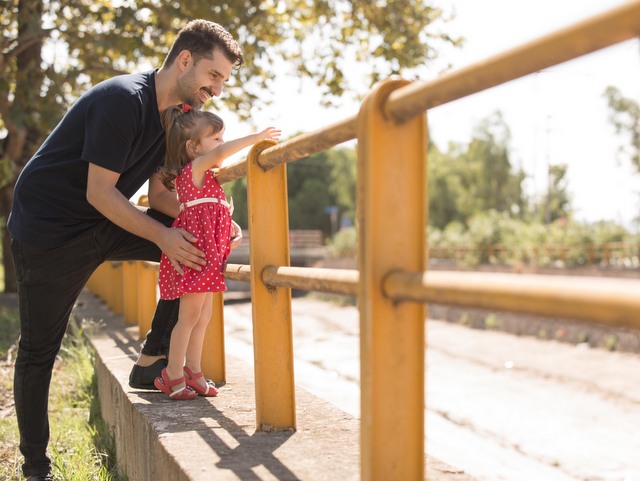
[428, 142, 472, 229]
[540, 163, 571, 224]
[428, 112, 528, 229]
[605, 85, 640, 226]
[288, 147, 357, 233]
[327, 147, 357, 227]
[465, 112, 527, 217]
[605, 85, 640, 171]
[0, 1, 460, 291]
[289, 177, 333, 231]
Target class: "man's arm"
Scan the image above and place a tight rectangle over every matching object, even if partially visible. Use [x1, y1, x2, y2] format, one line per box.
[147, 172, 181, 219]
[87, 163, 205, 272]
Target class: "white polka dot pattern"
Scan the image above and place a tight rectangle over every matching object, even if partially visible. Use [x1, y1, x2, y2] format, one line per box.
[159, 162, 232, 300]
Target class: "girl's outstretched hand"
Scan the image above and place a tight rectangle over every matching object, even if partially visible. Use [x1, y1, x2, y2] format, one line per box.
[258, 127, 282, 142]
[229, 220, 243, 249]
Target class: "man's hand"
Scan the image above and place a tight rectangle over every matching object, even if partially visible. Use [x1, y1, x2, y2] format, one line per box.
[158, 227, 207, 275]
[230, 221, 243, 250]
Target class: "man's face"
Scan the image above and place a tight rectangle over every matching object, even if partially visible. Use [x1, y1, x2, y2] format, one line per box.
[176, 48, 234, 109]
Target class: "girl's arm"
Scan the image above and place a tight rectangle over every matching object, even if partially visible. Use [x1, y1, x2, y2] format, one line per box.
[192, 127, 281, 178]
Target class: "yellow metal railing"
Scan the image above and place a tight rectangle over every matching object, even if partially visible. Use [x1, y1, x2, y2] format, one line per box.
[86, 3, 640, 480]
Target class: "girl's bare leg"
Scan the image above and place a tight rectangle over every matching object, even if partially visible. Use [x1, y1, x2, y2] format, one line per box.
[185, 292, 213, 389]
[166, 292, 207, 391]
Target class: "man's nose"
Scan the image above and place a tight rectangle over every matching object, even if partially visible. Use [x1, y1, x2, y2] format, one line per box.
[212, 80, 223, 97]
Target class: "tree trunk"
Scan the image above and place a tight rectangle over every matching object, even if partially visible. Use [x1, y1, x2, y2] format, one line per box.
[1, 185, 16, 292]
[1, 0, 45, 293]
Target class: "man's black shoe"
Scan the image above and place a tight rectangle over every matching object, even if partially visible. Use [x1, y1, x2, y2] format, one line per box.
[128, 358, 167, 390]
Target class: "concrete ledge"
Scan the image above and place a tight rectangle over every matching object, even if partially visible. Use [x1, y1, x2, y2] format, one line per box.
[76, 291, 474, 481]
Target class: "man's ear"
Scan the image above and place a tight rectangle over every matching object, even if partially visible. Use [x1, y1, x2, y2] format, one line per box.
[177, 50, 192, 71]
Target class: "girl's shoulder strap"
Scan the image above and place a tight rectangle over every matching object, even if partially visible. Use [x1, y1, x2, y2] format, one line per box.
[177, 161, 194, 179]
[180, 161, 194, 174]
[174, 161, 195, 189]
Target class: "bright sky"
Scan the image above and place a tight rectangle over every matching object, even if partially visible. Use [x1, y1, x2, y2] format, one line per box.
[218, 0, 640, 229]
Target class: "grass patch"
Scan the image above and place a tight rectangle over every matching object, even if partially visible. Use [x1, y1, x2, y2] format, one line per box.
[0, 305, 20, 359]
[0, 237, 4, 292]
[0, 306, 125, 481]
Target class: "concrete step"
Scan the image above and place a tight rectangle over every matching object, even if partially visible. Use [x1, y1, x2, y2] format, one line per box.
[77, 291, 475, 481]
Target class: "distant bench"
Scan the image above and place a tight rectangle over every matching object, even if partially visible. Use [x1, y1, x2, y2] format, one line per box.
[228, 230, 327, 267]
[240, 229, 324, 248]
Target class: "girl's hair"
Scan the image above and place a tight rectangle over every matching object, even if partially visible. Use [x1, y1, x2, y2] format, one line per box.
[159, 105, 224, 190]
[162, 20, 244, 70]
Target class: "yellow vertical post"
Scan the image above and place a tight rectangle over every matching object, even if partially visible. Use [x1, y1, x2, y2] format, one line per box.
[122, 261, 139, 325]
[100, 262, 111, 301]
[104, 262, 116, 310]
[201, 292, 226, 385]
[85, 265, 97, 294]
[86, 262, 105, 297]
[105, 261, 124, 315]
[114, 262, 124, 315]
[96, 262, 110, 301]
[137, 261, 158, 340]
[246, 140, 296, 430]
[357, 78, 427, 481]
[99, 262, 111, 301]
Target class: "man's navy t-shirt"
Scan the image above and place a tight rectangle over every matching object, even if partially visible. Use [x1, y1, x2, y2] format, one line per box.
[8, 70, 165, 248]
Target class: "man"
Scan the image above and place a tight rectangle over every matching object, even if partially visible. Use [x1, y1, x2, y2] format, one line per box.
[8, 20, 244, 481]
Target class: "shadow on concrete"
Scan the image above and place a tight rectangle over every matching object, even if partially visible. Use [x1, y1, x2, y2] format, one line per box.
[131, 391, 299, 481]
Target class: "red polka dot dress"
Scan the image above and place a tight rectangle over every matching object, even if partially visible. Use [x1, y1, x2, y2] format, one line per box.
[159, 162, 232, 300]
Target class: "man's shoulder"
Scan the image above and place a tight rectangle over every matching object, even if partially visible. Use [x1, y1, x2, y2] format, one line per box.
[86, 70, 156, 103]
[78, 70, 157, 120]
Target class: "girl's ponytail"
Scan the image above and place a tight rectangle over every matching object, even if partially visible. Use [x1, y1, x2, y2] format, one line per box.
[159, 105, 192, 190]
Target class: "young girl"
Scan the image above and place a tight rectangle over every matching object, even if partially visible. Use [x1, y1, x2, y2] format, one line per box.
[154, 104, 281, 400]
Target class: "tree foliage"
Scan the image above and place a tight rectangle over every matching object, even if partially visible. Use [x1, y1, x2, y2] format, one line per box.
[539, 163, 571, 224]
[428, 212, 636, 268]
[0, 0, 460, 291]
[428, 112, 528, 229]
[605, 85, 640, 172]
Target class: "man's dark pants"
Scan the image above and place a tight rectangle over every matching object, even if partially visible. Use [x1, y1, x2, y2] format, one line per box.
[10, 208, 177, 478]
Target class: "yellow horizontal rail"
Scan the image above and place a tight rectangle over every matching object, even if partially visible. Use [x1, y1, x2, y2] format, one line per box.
[224, 264, 359, 296]
[263, 265, 359, 296]
[223, 263, 251, 283]
[226, 263, 640, 330]
[384, 270, 640, 330]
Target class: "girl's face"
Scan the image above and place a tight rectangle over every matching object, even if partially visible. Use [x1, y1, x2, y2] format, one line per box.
[196, 126, 225, 165]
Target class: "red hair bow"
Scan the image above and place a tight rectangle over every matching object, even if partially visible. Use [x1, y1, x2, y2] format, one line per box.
[182, 104, 192, 113]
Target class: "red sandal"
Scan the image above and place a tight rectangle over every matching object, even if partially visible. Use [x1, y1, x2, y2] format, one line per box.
[154, 368, 197, 400]
[184, 366, 218, 397]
